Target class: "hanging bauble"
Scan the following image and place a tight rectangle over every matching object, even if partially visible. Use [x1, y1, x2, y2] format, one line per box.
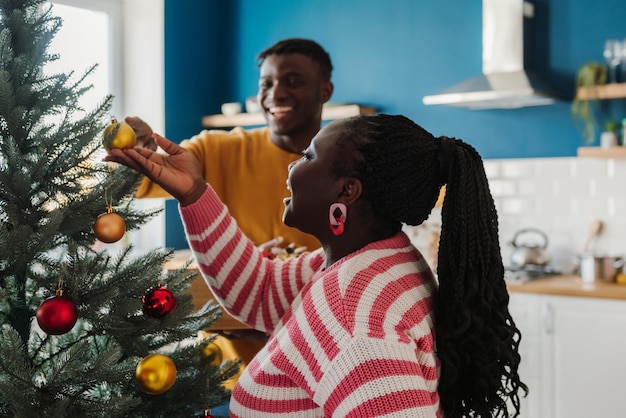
[142, 285, 176, 319]
[102, 117, 137, 150]
[203, 411, 215, 418]
[135, 353, 177, 395]
[36, 289, 78, 335]
[202, 341, 223, 365]
[93, 207, 126, 243]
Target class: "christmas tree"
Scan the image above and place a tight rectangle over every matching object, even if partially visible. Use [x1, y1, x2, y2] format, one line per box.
[0, 0, 238, 416]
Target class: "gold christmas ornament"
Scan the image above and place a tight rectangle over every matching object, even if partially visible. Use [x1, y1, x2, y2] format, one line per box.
[93, 206, 126, 243]
[135, 353, 177, 395]
[202, 341, 223, 366]
[102, 117, 136, 150]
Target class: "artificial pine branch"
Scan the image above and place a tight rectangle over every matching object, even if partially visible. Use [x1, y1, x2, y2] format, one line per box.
[0, 0, 233, 415]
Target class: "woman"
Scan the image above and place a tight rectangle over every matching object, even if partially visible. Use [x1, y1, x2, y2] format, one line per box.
[106, 114, 527, 417]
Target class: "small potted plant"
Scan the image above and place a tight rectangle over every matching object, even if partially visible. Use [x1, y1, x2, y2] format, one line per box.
[571, 62, 607, 145]
[600, 120, 619, 148]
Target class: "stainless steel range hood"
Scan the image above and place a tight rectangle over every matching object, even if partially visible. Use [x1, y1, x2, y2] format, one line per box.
[422, 0, 562, 110]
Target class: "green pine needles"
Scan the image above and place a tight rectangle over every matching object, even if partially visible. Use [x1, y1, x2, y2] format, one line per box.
[0, 1, 238, 416]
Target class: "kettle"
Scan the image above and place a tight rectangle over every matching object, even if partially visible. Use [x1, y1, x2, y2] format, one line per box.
[509, 228, 550, 268]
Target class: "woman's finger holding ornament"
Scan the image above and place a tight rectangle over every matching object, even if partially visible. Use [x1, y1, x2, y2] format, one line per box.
[125, 116, 156, 151]
[115, 148, 168, 181]
[104, 147, 149, 174]
[108, 134, 206, 206]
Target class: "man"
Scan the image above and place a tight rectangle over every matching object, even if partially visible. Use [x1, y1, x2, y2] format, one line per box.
[128, 38, 334, 252]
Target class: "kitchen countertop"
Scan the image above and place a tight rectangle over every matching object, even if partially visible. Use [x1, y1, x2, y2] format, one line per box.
[165, 251, 626, 330]
[183, 272, 626, 330]
[507, 274, 626, 300]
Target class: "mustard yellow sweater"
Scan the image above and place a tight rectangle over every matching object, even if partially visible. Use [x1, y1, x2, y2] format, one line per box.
[136, 126, 320, 251]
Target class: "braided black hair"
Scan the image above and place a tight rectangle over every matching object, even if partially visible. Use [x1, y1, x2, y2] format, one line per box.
[334, 114, 528, 418]
[256, 38, 333, 81]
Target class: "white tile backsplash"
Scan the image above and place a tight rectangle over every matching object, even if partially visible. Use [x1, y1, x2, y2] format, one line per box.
[483, 161, 501, 179]
[534, 158, 572, 178]
[488, 179, 517, 197]
[489, 157, 626, 274]
[501, 161, 534, 178]
[406, 156, 626, 276]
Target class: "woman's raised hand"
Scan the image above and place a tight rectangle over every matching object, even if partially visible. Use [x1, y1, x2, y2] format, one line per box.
[104, 133, 207, 206]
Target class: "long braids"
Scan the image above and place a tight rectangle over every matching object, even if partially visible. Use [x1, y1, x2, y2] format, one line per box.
[436, 136, 528, 417]
[336, 114, 527, 417]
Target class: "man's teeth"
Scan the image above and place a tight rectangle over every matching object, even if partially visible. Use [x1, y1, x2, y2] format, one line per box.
[270, 106, 293, 114]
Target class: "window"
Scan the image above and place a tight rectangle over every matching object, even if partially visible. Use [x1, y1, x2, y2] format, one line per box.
[48, 0, 123, 117]
[47, 0, 166, 250]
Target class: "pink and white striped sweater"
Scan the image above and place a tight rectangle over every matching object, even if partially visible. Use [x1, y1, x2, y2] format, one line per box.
[180, 187, 441, 417]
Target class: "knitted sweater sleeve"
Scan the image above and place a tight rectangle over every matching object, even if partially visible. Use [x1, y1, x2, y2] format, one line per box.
[179, 186, 324, 333]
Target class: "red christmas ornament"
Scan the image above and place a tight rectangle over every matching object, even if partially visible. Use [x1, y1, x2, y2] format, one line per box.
[142, 285, 176, 319]
[36, 289, 78, 335]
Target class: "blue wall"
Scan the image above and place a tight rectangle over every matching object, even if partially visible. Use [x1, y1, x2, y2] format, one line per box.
[163, 0, 237, 248]
[163, 0, 626, 248]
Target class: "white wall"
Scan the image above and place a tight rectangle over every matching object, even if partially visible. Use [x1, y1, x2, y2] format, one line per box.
[122, 0, 166, 250]
[121, 0, 164, 133]
[49, 0, 166, 251]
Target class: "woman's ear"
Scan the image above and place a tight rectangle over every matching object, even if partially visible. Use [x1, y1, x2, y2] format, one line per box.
[341, 177, 362, 205]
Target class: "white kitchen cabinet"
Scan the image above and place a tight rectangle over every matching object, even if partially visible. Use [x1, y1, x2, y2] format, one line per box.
[541, 295, 626, 418]
[508, 293, 544, 418]
[508, 292, 626, 418]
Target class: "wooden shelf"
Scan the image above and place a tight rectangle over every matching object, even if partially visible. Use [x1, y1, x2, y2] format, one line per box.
[202, 103, 377, 128]
[575, 84, 626, 159]
[577, 146, 626, 158]
[576, 83, 626, 100]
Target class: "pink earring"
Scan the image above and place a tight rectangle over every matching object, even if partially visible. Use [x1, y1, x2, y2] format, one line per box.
[329, 203, 347, 236]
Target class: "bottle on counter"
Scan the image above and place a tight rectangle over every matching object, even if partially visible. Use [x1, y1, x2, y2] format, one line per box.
[622, 118, 626, 145]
